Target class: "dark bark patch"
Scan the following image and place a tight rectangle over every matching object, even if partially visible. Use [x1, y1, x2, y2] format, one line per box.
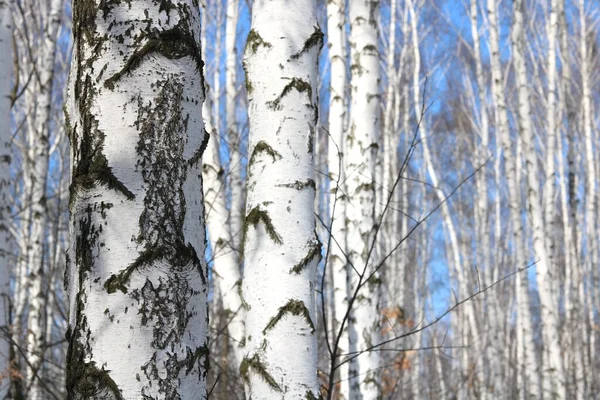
[263, 299, 315, 334]
[289, 239, 321, 275]
[290, 26, 324, 60]
[104, 23, 204, 90]
[245, 29, 272, 54]
[267, 78, 312, 110]
[240, 354, 281, 392]
[242, 205, 283, 254]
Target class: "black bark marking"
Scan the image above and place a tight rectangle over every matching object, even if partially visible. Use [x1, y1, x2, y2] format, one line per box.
[276, 179, 316, 191]
[290, 239, 321, 275]
[242, 205, 283, 254]
[248, 140, 281, 166]
[267, 78, 312, 110]
[104, 24, 204, 90]
[263, 299, 315, 334]
[290, 26, 324, 60]
[240, 354, 282, 392]
[245, 29, 272, 54]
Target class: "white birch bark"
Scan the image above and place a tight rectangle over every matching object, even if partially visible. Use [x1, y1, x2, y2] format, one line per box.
[326, 0, 352, 398]
[0, 4, 11, 396]
[23, 0, 63, 396]
[468, 2, 502, 395]
[512, 1, 566, 398]
[408, 0, 485, 396]
[202, 88, 245, 368]
[225, 0, 244, 254]
[65, 0, 209, 397]
[578, 0, 596, 393]
[486, 0, 540, 396]
[347, 1, 382, 397]
[240, 1, 322, 397]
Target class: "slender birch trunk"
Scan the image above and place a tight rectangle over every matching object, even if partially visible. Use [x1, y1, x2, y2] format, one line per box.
[225, 0, 244, 253]
[486, 0, 540, 396]
[202, 88, 246, 368]
[326, 0, 353, 398]
[347, 1, 382, 397]
[240, 1, 322, 397]
[579, 0, 597, 393]
[468, 1, 501, 395]
[0, 4, 11, 396]
[512, 1, 566, 397]
[24, 0, 63, 396]
[65, 0, 209, 397]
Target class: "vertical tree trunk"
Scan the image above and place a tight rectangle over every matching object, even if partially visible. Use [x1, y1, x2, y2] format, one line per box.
[326, 0, 352, 398]
[202, 87, 246, 368]
[65, 0, 209, 397]
[0, 4, 11, 397]
[487, 0, 540, 396]
[23, 0, 63, 396]
[240, 0, 322, 398]
[225, 0, 244, 254]
[511, 0, 566, 397]
[347, 0, 382, 397]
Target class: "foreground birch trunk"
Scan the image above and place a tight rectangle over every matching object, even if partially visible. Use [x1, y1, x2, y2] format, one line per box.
[240, 0, 322, 397]
[347, 0, 382, 397]
[0, 4, 10, 396]
[65, 0, 209, 397]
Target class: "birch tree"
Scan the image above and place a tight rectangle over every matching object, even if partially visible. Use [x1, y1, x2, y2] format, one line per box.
[511, 0, 566, 397]
[65, 0, 209, 397]
[346, 0, 382, 397]
[486, 0, 540, 396]
[0, 3, 11, 395]
[326, 0, 353, 398]
[240, 0, 322, 397]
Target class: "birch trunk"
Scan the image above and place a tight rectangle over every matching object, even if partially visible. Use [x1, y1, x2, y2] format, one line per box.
[347, 1, 382, 397]
[225, 0, 244, 253]
[579, 0, 596, 393]
[486, 0, 540, 396]
[202, 89, 245, 368]
[326, 0, 353, 398]
[240, 1, 322, 397]
[512, 1, 566, 397]
[65, 0, 209, 397]
[0, 4, 11, 396]
[23, 0, 63, 396]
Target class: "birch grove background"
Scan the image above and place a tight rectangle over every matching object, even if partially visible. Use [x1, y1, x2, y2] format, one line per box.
[0, 0, 598, 398]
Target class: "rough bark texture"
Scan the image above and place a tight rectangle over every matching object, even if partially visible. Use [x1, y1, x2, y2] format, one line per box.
[65, 0, 209, 397]
[241, 0, 322, 397]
